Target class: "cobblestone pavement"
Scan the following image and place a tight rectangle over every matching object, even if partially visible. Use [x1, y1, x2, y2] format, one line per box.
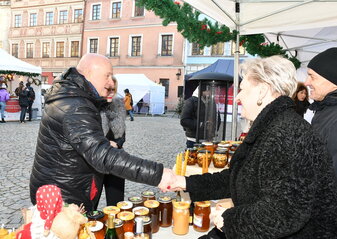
[0, 115, 186, 229]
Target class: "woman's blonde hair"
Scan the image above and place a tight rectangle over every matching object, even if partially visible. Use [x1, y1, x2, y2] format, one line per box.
[111, 75, 118, 97]
[239, 55, 297, 97]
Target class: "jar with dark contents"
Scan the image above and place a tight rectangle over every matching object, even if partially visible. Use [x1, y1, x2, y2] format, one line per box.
[141, 191, 156, 202]
[132, 206, 149, 218]
[197, 150, 212, 167]
[144, 200, 160, 233]
[114, 218, 124, 239]
[213, 149, 228, 168]
[86, 210, 105, 223]
[158, 196, 173, 227]
[140, 216, 152, 239]
[128, 196, 143, 208]
[117, 201, 133, 212]
[186, 148, 197, 165]
[193, 201, 211, 232]
[117, 211, 135, 233]
[228, 150, 235, 167]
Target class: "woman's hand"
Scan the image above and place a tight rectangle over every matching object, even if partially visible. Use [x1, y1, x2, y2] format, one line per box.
[210, 200, 234, 232]
[168, 175, 186, 191]
[110, 141, 118, 148]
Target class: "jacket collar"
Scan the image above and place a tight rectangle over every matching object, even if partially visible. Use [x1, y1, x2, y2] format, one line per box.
[309, 89, 337, 111]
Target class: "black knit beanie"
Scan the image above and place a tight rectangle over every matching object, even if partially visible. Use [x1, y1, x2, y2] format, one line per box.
[307, 47, 337, 85]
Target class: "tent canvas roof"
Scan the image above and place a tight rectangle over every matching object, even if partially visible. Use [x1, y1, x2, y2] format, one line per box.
[0, 49, 41, 74]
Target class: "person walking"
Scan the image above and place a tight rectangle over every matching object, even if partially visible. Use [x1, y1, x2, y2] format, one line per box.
[26, 82, 35, 121]
[18, 83, 29, 123]
[124, 88, 134, 121]
[0, 83, 10, 123]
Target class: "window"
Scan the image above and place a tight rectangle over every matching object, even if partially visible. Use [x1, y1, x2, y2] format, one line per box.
[45, 12, 54, 25]
[231, 41, 246, 55]
[211, 42, 224, 56]
[109, 37, 119, 57]
[59, 10, 68, 24]
[12, 44, 18, 58]
[26, 43, 33, 58]
[89, 39, 98, 53]
[160, 79, 169, 98]
[14, 15, 22, 27]
[74, 9, 83, 23]
[41, 76, 48, 84]
[56, 42, 64, 57]
[112, 2, 121, 18]
[71, 41, 79, 57]
[161, 34, 173, 56]
[191, 43, 204, 55]
[42, 42, 50, 58]
[30, 13, 37, 26]
[131, 36, 141, 56]
[134, 0, 144, 17]
[92, 4, 101, 20]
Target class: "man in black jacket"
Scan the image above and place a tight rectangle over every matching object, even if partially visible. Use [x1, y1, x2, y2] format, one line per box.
[305, 47, 337, 180]
[30, 53, 174, 210]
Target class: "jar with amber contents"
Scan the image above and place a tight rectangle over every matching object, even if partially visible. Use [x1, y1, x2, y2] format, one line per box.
[141, 191, 156, 202]
[197, 150, 212, 167]
[172, 201, 190, 235]
[117, 201, 133, 212]
[144, 200, 160, 233]
[193, 201, 211, 232]
[114, 218, 124, 239]
[213, 149, 228, 168]
[140, 216, 152, 239]
[133, 206, 149, 218]
[128, 196, 143, 208]
[217, 142, 231, 151]
[201, 142, 214, 155]
[158, 196, 172, 227]
[185, 148, 197, 165]
[103, 206, 120, 217]
[117, 211, 135, 233]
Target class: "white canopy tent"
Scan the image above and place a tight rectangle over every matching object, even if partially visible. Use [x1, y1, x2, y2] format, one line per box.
[114, 74, 166, 115]
[182, 0, 337, 138]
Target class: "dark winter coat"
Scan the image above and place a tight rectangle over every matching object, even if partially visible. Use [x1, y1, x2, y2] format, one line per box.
[30, 67, 163, 211]
[186, 96, 337, 238]
[18, 89, 29, 107]
[310, 90, 337, 181]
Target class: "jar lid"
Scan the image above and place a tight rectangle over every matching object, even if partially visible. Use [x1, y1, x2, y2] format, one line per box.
[132, 206, 149, 216]
[141, 191, 155, 197]
[140, 216, 152, 224]
[193, 143, 202, 148]
[172, 201, 190, 209]
[195, 201, 211, 208]
[86, 210, 104, 220]
[218, 143, 230, 147]
[128, 196, 143, 203]
[117, 211, 135, 221]
[214, 149, 228, 154]
[144, 200, 160, 208]
[201, 141, 213, 146]
[198, 149, 211, 154]
[103, 206, 120, 215]
[114, 218, 124, 227]
[158, 196, 172, 203]
[117, 201, 133, 210]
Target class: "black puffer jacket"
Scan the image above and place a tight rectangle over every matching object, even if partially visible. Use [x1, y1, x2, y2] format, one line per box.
[30, 67, 163, 210]
[187, 96, 337, 238]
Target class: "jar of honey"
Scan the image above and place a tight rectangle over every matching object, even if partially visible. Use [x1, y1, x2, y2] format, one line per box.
[128, 196, 143, 208]
[144, 200, 160, 233]
[172, 200, 190, 235]
[158, 196, 173, 227]
[103, 206, 121, 217]
[117, 201, 133, 212]
[217, 142, 231, 151]
[197, 150, 212, 167]
[193, 201, 211, 232]
[201, 142, 214, 155]
[140, 216, 152, 239]
[186, 148, 197, 165]
[213, 149, 228, 168]
[141, 191, 156, 202]
[114, 218, 124, 239]
[133, 206, 150, 218]
[117, 211, 135, 233]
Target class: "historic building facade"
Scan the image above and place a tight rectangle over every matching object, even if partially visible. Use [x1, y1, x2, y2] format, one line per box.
[0, 0, 11, 51]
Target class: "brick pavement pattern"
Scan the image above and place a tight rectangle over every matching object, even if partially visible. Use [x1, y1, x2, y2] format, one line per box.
[0, 116, 186, 229]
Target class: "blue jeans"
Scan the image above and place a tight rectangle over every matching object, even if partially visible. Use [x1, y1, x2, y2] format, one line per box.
[0, 101, 5, 119]
[127, 110, 134, 121]
[20, 106, 27, 122]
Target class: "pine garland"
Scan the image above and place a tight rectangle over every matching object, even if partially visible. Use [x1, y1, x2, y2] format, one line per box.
[138, 0, 301, 69]
[0, 70, 41, 86]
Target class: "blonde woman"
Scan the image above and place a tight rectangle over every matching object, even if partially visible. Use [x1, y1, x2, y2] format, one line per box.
[170, 56, 337, 238]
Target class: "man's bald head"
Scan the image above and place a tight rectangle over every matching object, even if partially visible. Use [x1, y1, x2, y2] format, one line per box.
[77, 53, 115, 98]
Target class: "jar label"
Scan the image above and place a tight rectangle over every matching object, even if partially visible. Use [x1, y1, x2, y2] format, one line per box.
[193, 214, 203, 228]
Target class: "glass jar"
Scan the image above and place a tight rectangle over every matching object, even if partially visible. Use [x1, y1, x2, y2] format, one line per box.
[228, 150, 235, 167]
[172, 200, 190, 235]
[86, 210, 105, 223]
[141, 191, 156, 202]
[193, 143, 202, 150]
[217, 142, 231, 151]
[128, 196, 143, 208]
[117, 211, 135, 233]
[230, 143, 240, 152]
[132, 206, 150, 218]
[201, 142, 214, 155]
[117, 201, 133, 212]
[124, 232, 134, 239]
[158, 196, 173, 227]
[103, 206, 121, 218]
[213, 149, 228, 168]
[186, 148, 197, 165]
[140, 216, 152, 239]
[114, 218, 124, 239]
[144, 200, 160, 233]
[193, 201, 211, 232]
[197, 150, 212, 167]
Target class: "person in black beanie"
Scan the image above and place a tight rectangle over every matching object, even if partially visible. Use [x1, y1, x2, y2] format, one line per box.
[305, 47, 337, 181]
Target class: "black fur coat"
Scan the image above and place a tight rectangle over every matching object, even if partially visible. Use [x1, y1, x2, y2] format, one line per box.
[187, 96, 337, 238]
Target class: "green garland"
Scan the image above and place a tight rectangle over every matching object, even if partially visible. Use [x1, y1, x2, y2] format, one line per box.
[138, 0, 301, 69]
[0, 70, 41, 86]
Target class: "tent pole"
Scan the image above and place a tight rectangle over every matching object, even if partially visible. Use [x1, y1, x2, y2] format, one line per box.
[231, 1, 240, 140]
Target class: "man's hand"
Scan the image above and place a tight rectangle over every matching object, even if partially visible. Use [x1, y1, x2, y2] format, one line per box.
[158, 168, 177, 193]
[168, 175, 186, 192]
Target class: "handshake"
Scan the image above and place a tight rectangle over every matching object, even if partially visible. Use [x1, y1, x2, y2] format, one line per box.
[157, 168, 186, 193]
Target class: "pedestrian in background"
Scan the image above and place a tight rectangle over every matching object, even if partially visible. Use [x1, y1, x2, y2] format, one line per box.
[305, 47, 337, 180]
[0, 82, 10, 123]
[26, 82, 35, 121]
[292, 82, 310, 117]
[124, 88, 134, 121]
[18, 83, 29, 123]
